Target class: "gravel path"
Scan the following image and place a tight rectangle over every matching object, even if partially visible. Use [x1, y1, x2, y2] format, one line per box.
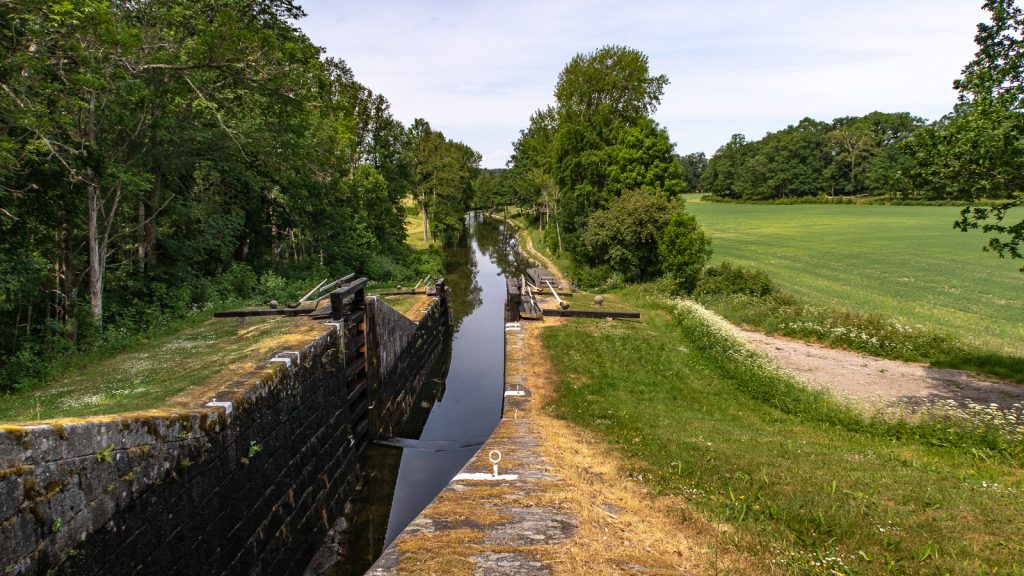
[740, 329, 1024, 411]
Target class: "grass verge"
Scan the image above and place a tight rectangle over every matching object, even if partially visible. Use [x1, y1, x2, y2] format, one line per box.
[0, 315, 326, 422]
[542, 285, 1024, 575]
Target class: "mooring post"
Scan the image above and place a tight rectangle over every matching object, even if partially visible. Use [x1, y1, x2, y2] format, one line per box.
[505, 277, 522, 323]
[433, 278, 449, 315]
[329, 277, 368, 321]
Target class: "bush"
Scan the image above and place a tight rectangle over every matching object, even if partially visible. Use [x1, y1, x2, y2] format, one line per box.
[364, 253, 412, 282]
[694, 262, 775, 298]
[216, 263, 258, 299]
[658, 209, 712, 294]
[0, 345, 45, 392]
[256, 272, 288, 302]
[580, 188, 673, 281]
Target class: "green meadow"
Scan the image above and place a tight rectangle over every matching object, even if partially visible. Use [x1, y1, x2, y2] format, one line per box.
[685, 201, 1024, 355]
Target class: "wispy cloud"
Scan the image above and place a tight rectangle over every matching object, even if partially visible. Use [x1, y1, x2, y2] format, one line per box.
[297, 0, 985, 167]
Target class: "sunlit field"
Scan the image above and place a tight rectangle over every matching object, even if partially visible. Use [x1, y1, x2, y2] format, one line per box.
[686, 201, 1024, 355]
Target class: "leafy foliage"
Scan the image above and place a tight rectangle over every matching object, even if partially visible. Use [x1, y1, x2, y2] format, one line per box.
[702, 113, 924, 200]
[658, 209, 712, 294]
[947, 0, 1024, 267]
[580, 189, 673, 282]
[0, 0, 477, 393]
[505, 45, 712, 288]
[693, 262, 774, 299]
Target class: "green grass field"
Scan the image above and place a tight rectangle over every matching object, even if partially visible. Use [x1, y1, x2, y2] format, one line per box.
[685, 201, 1024, 355]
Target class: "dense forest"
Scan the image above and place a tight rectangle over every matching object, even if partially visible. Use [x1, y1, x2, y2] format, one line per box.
[701, 112, 927, 200]
[699, 105, 1022, 202]
[0, 0, 480, 391]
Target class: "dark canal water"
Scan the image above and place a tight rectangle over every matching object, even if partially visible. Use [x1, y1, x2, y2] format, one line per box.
[337, 213, 533, 574]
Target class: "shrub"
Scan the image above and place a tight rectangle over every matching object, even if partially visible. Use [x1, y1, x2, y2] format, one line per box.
[256, 272, 288, 302]
[694, 262, 775, 298]
[216, 263, 258, 299]
[568, 262, 616, 290]
[580, 188, 673, 281]
[364, 253, 411, 282]
[658, 209, 712, 294]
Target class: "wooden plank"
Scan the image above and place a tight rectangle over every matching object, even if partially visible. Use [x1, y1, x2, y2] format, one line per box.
[541, 309, 640, 319]
[213, 309, 312, 318]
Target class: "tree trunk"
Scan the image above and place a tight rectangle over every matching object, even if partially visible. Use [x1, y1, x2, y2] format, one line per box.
[421, 202, 429, 244]
[144, 168, 161, 268]
[136, 197, 146, 272]
[87, 179, 104, 331]
[57, 223, 78, 339]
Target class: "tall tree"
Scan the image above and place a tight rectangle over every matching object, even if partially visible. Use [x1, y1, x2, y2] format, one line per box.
[0, 0, 479, 391]
[552, 45, 670, 250]
[678, 152, 707, 193]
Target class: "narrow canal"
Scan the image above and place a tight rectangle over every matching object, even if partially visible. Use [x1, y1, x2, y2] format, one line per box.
[338, 213, 533, 575]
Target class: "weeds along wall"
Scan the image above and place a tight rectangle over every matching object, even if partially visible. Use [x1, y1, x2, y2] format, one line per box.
[0, 290, 449, 576]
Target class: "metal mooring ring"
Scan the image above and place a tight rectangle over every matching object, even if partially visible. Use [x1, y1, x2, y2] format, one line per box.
[488, 450, 502, 464]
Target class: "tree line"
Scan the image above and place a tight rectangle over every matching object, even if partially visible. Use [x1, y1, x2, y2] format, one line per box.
[0, 0, 479, 391]
[701, 112, 928, 200]
[486, 1, 1023, 291]
[701, 0, 1023, 265]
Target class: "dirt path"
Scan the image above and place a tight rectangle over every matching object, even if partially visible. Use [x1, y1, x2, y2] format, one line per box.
[739, 329, 1024, 411]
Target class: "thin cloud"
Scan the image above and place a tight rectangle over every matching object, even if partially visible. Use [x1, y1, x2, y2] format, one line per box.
[297, 0, 986, 167]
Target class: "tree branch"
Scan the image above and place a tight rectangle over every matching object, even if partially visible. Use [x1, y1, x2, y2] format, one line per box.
[183, 75, 249, 161]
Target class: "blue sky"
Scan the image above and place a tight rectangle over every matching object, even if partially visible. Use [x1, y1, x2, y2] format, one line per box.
[296, 1, 987, 168]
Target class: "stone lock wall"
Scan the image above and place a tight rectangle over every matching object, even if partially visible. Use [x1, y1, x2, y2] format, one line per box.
[0, 287, 449, 576]
[366, 290, 450, 440]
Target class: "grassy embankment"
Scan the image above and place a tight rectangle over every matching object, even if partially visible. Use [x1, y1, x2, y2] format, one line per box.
[541, 286, 1024, 574]
[509, 214, 1024, 573]
[0, 211, 437, 423]
[684, 200, 1024, 383]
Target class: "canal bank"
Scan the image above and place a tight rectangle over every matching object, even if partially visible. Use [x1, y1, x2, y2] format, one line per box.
[366, 221, 755, 575]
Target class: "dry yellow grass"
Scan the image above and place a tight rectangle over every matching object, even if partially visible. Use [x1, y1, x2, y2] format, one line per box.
[385, 317, 759, 575]
[523, 322, 760, 575]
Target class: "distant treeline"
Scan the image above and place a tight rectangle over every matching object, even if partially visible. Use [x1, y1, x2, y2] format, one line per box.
[0, 0, 480, 391]
[701, 110, 1022, 202]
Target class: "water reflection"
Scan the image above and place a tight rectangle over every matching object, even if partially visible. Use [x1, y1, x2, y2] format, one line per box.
[335, 214, 532, 575]
[442, 218, 482, 331]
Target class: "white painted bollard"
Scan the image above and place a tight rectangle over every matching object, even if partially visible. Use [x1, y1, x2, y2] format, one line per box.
[489, 450, 502, 477]
[453, 448, 519, 481]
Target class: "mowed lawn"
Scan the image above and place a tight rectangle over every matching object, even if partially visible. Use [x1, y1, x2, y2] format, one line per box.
[686, 201, 1024, 355]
